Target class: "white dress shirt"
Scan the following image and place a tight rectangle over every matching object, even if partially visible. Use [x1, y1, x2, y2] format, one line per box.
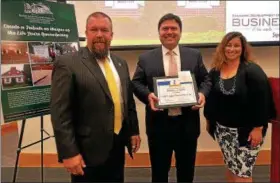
[162, 45, 182, 116]
[162, 45, 181, 76]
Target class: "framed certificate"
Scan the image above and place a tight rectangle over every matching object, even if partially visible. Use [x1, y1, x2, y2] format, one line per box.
[153, 71, 199, 109]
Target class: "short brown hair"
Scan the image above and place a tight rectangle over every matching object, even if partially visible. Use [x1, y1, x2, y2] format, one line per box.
[158, 13, 182, 32]
[211, 31, 255, 70]
[86, 12, 113, 30]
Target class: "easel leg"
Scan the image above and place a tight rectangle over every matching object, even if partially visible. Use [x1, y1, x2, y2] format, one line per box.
[11, 116, 50, 183]
[12, 119, 26, 183]
[40, 115, 44, 183]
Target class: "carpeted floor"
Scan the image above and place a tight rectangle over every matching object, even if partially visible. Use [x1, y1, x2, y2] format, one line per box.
[1, 165, 270, 182]
[1, 130, 270, 182]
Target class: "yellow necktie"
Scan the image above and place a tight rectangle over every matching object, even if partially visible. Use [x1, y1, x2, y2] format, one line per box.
[103, 58, 122, 134]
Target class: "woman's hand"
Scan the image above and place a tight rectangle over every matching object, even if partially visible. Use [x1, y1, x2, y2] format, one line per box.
[248, 127, 263, 147]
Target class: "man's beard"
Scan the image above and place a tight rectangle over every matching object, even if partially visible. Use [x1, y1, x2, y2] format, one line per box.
[91, 39, 109, 60]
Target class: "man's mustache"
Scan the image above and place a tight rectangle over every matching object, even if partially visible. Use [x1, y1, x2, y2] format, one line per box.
[165, 34, 175, 38]
[92, 39, 107, 44]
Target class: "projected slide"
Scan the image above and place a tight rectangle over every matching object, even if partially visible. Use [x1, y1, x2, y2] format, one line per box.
[175, 1, 225, 44]
[68, 1, 279, 46]
[105, 1, 145, 10]
[226, 1, 279, 42]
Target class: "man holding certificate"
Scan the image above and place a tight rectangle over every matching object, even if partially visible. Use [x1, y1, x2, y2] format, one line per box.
[132, 13, 211, 182]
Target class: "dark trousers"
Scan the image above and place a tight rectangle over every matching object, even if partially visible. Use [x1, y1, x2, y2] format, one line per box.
[71, 133, 125, 183]
[148, 116, 198, 182]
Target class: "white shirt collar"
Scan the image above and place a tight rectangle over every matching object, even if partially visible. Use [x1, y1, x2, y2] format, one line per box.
[162, 45, 179, 56]
[106, 51, 112, 62]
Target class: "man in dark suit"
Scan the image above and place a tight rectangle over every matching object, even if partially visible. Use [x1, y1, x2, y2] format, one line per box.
[50, 12, 141, 183]
[132, 13, 211, 182]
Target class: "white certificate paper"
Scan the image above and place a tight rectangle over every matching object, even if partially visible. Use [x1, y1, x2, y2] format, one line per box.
[154, 74, 198, 108]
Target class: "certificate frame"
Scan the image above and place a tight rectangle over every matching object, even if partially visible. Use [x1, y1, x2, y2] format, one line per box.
[153, 74, 199, 109]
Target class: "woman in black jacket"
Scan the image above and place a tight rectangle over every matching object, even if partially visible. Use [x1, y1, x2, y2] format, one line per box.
[204, 31, 276, 182]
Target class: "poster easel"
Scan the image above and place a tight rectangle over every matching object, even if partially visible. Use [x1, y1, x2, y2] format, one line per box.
[12, 116, 53, 183]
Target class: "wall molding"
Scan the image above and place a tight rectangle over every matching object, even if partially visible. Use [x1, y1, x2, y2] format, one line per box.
[1, 122, 18, 136]
[1, 122, 271, 167]
[18, 150, 271, 167]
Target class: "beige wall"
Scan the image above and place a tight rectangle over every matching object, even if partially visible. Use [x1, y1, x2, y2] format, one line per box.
[17, 46, 279, 153]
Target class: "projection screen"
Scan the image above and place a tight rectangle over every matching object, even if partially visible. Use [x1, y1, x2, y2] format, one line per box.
[67, 1, 279, 47]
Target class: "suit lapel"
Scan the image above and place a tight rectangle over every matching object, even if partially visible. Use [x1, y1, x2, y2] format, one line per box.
[80, 48, 112, 101]
[179, 46, 189, 71]
[111, 55, 127, 106]
[155, 47, 165, 76]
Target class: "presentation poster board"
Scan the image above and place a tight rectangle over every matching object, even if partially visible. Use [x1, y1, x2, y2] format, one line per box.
[1, 0, 79, 123]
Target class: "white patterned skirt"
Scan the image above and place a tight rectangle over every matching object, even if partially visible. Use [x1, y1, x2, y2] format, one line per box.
[215, 122, 264, 178]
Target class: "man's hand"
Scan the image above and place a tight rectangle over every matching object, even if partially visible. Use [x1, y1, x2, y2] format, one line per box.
[131, 135, 141, 153]
[148, 93, 163, 111]
[192, 92, 205, 110]
[63, 154, 86, 176]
